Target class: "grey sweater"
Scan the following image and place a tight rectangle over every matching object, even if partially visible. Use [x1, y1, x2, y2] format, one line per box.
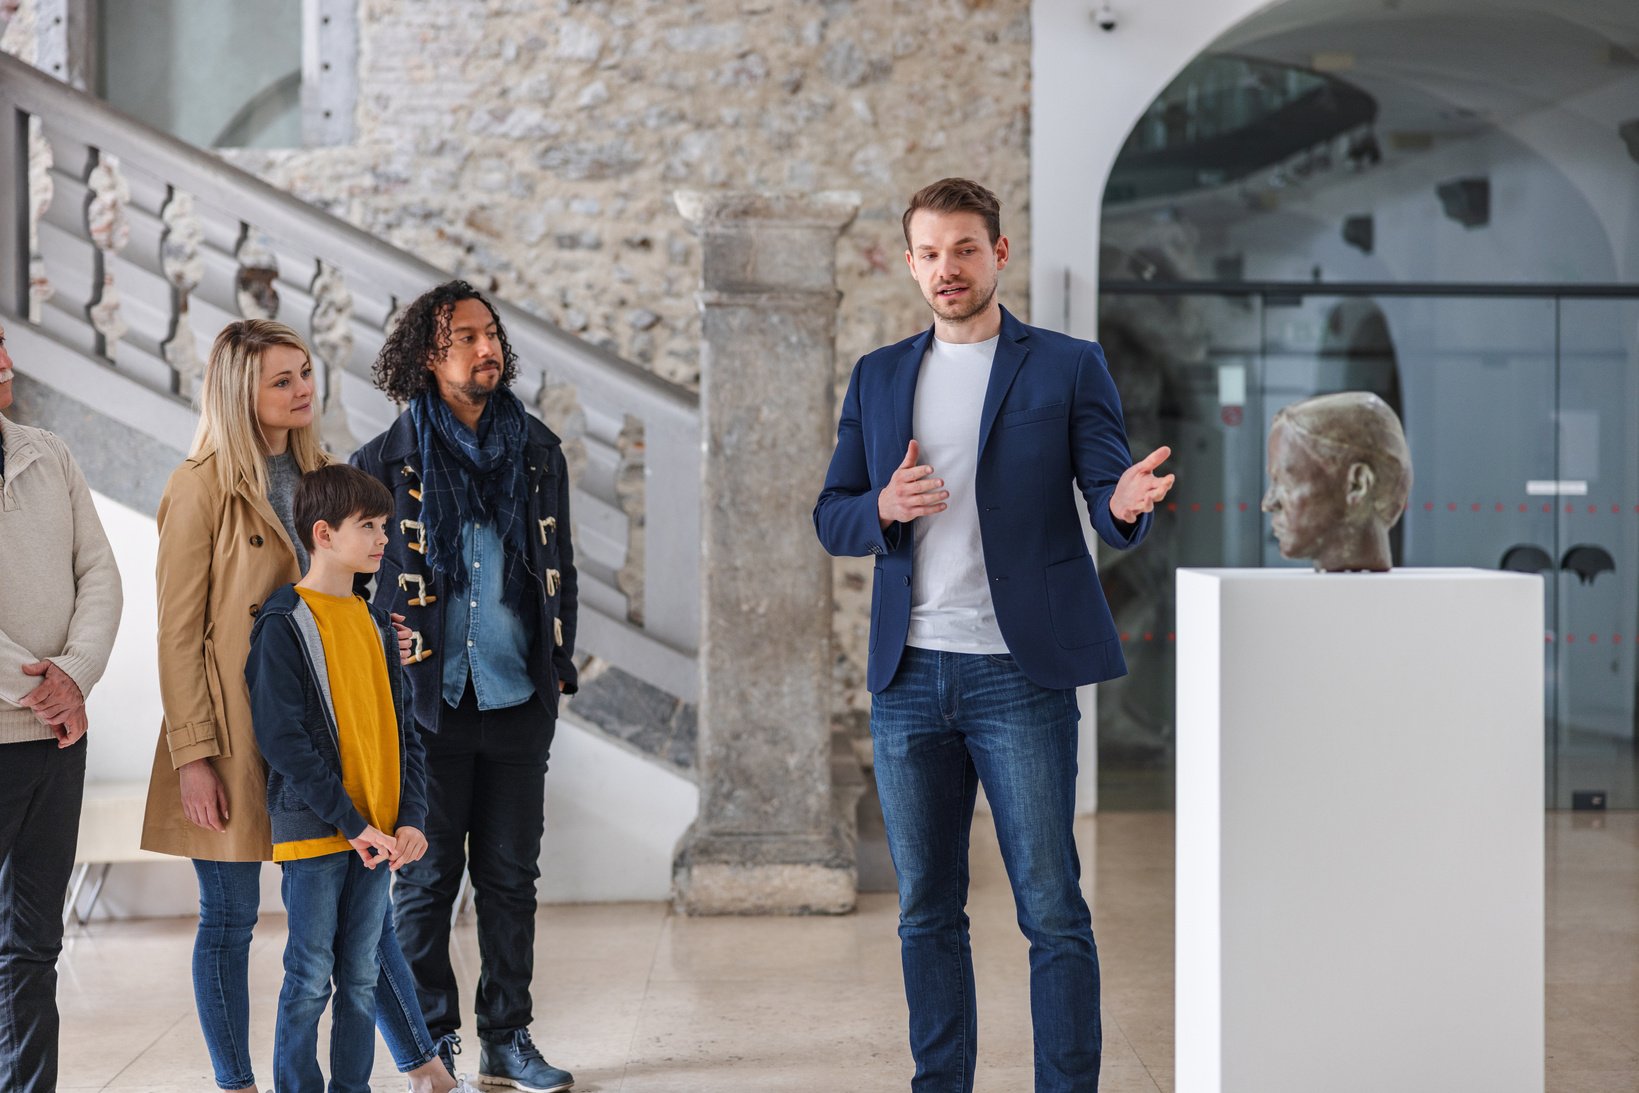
[0, 414, 123, 744]
[266, 451, 309, 573]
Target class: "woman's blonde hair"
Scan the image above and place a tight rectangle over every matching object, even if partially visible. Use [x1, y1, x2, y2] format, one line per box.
[189, 319, 329, 493]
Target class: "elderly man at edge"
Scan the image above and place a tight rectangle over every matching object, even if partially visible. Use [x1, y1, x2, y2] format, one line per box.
[0, 320, 124, 1093]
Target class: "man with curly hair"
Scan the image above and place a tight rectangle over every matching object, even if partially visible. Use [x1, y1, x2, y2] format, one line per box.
[352, 281, 577, 1093]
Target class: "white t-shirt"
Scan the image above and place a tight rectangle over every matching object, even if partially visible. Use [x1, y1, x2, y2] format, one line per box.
[905, 334, 1008, 655]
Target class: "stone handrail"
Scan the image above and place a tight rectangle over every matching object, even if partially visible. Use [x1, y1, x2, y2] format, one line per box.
[0, 50, 700, 700]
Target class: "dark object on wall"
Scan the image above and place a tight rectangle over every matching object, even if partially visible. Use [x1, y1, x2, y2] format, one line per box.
[1621, 119, 1639, 166]
[1562, 544, 1615, 585]
[1436, 178, 1490, 228]
[1345, 130, 1382, 169]
[1499, 544, 1554, 574]
[1572, 790, 1607, 811]
[1342, 215, 1374, 254]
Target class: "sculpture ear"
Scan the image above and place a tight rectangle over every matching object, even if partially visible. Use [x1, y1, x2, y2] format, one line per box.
[1345, 461, 1375, 505]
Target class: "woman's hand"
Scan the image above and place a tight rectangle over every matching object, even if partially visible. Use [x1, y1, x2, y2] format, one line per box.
[179, 758, 230, 832]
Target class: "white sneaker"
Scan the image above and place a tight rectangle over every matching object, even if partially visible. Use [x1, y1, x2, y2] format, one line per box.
[405, 1079, 483, 1093]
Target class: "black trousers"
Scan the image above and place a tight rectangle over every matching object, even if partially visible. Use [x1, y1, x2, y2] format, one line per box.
[393, 685, 554, 1041]
[0, 736, 86, 1093]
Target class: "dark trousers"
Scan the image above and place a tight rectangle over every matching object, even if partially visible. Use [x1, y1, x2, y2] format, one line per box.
[393, 684, 554, 1042]
[0, 737, 86, 1093]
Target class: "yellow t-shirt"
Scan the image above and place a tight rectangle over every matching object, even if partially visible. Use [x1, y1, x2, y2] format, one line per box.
[274, 587, 402, 862]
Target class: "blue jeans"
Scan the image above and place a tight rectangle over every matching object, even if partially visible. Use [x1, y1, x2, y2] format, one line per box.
[871, 647, 1101, 1093]
[191, 859, 438, 1090]
[275, 852, 393, 1093]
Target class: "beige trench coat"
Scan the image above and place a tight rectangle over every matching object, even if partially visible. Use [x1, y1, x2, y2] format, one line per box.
[140, 452, 301, 861]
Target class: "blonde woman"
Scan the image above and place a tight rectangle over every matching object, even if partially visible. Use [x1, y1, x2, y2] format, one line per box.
[140, 320, 473, 1093]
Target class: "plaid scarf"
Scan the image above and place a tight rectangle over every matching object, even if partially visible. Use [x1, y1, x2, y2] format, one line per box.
[410, 387, 532, 609]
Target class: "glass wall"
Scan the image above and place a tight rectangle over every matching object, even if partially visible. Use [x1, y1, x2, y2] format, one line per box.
[1097, 286, 1639, 810]
[97, 0, 302, 148]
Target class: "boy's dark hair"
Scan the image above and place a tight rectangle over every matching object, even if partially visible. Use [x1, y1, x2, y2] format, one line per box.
[902, 178, 1002, 248]
[293, 464, 395, 553]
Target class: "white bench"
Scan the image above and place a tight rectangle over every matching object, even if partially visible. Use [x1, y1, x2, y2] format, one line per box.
[67, 780, 167, 926]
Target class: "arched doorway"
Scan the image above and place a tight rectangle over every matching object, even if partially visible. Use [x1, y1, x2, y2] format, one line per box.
[1095, 0, 1639, 809]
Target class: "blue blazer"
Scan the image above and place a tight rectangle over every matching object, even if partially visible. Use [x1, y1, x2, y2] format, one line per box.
[814, 307, 1151, 693]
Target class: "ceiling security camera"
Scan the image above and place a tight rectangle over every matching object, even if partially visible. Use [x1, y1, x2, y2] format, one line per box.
[1094, 2, 1117, 31]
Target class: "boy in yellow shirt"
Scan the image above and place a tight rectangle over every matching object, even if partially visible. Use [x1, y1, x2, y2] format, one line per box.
[247, 464, 429, 1093]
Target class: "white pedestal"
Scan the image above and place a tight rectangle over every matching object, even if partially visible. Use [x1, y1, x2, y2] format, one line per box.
[1176, 568, 1544, 1093]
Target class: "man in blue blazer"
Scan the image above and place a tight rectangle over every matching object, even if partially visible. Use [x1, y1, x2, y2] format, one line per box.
[814, 178, 1172, 1093]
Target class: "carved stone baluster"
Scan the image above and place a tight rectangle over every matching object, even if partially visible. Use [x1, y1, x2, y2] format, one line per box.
[160, 188, 206, 397]
[614, 415, 645, 626]
[382, 297, 406, 338]
[26, 117, 53, 323]
[235, 229, 279, 319]
[310, 261, 357, 453]
[535, 369, 588, 484]
[86, 152, 131, 358]
[371, 298, 408, 408]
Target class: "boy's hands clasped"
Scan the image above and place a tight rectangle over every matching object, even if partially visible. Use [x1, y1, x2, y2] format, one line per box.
[348, 824, 428, 871]
[390, 825, 428, 870]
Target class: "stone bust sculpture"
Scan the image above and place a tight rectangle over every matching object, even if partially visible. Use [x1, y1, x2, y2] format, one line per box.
[1261, 392, 1413, 572]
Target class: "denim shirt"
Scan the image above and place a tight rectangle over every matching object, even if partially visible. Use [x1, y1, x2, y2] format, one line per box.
[441, 522, 535, 710]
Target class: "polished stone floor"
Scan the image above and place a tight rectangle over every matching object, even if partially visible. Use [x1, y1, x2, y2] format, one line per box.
[55, 811, 1639, 1091]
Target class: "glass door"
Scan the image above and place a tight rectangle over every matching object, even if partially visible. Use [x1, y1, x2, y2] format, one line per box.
[1097, 284, 1639, 809]
[1262, 295, 1560, 805]
[1095, 292, 1264, 808]
[1553, 299, 1639, 808]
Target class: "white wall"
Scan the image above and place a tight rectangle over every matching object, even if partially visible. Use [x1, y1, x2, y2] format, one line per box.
[1030, 0, 1274, 340]
[78, 491, 697, 918]
[84, 491, 165, 785]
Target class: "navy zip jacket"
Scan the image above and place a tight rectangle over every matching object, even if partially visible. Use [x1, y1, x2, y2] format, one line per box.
[246, 583, 428, 845]
[351, 409, 578, 733]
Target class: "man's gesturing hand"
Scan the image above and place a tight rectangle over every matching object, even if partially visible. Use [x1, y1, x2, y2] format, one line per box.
[1109, 445, 1176, 524]
[878, 440, 948, 529]
[18, 661, 84, 725]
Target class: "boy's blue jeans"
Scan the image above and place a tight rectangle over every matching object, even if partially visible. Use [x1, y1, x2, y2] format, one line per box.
[190, 859, 439, 1090]
[871, 646, 1102, 1093]
[276, 851, 393, 1093]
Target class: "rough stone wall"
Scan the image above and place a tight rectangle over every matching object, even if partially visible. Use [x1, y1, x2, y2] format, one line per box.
[15, 0, 1035, 719]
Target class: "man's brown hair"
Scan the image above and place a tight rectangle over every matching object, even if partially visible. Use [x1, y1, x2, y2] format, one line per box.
[293, 463, 395, 553]
[902, 178, 1002, 248]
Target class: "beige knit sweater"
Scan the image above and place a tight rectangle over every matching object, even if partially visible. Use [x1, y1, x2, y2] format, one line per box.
[0, 413, 123, 744]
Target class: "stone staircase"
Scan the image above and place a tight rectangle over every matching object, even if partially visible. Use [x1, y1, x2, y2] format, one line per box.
[2, 51, 874, 911]
[0, 49, 702, 766]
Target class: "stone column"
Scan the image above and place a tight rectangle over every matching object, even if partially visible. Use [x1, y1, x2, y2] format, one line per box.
[673, 190, 862, 915]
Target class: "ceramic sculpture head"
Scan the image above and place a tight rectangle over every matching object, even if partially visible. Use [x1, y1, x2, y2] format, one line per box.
[1261, 392, 1412, 572]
